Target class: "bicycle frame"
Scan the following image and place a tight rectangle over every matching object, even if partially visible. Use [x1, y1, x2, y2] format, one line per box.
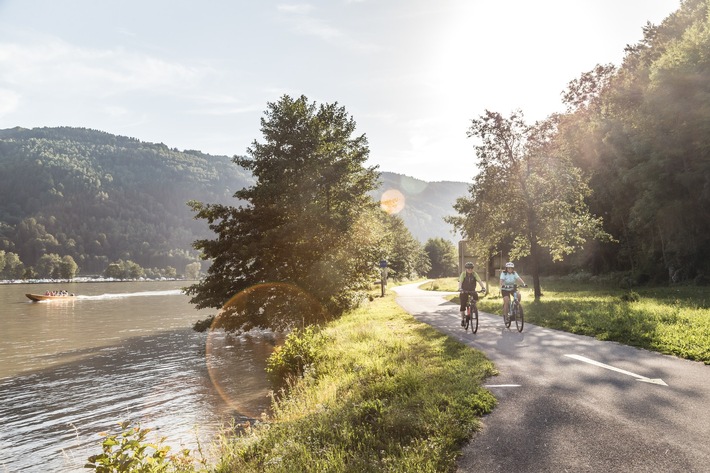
[460, 290, 480, 334]
[503, 284, 524, 332]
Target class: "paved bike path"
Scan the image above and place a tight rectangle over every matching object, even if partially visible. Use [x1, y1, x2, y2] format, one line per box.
[392, 282, 710, 473]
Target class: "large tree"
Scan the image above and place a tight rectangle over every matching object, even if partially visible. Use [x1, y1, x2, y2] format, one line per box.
[187, 95, 381, 332]
[449, 110, 610, 300]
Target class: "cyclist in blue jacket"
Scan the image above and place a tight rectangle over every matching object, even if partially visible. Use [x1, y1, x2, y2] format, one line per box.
[458, 262, 486, 326]
[500, 262, 527, 316]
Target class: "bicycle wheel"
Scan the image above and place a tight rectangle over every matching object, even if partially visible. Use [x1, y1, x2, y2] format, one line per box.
[515, 303, 524, 332]
[471, 304, 479, 334]
[464, 311, 470, 331]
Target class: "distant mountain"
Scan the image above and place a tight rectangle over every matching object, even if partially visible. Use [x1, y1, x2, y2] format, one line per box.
[0, 126, 252, 273]
[375, 172, 467, 244]
[0, 127, 467, 274]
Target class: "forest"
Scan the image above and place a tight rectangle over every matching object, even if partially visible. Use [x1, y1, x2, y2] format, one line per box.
[0, 126, 253, 278]
[560, 0, 710, 283]
[451, 0, 710, 286]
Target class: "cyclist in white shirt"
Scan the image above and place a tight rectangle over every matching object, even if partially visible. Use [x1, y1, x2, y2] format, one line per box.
[500, 262, 526, 316]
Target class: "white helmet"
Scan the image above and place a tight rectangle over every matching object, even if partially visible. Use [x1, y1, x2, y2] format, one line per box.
[505, 262, 515, 268]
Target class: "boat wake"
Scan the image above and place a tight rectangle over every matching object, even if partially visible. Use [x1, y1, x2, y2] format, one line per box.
[77, 289, 184, 300]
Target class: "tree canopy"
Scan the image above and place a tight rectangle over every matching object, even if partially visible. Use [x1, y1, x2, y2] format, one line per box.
[450, 0, 710, 287]
[555, 0, 710, 283]
[449, 111, 611, 299]
[187, 95, 389, 332]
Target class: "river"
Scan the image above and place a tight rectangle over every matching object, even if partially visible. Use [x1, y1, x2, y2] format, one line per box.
[0, 281, 277, 472]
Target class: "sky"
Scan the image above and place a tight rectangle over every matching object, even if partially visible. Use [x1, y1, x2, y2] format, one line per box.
[0, 0, 681, 183]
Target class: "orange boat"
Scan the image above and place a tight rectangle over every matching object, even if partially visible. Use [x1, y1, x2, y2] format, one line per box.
[25, 293, 76, 302]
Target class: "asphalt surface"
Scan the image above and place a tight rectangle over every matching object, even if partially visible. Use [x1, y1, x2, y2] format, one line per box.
[392, 282, 710, 473]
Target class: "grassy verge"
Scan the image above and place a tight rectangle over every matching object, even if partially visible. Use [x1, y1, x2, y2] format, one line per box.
[422, 277, 710, 364]
[209, 292, 497, 472]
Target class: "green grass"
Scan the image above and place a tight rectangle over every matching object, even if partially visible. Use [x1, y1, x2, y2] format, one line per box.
[422, 277, 710, 364]
[209, 293, 497, 472]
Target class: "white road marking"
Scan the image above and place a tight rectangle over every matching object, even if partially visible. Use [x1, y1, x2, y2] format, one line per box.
[565, 354, 668, 386]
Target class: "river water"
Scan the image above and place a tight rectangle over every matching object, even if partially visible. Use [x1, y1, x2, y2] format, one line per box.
[0, 281, 277, 472]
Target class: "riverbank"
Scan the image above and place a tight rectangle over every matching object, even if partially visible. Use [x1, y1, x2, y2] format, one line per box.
[0, 276, 189, 284]
[86, 291, 498, 472]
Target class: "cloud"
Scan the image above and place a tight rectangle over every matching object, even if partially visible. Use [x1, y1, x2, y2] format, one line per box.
[275, 3, 379, 53]
[277, 3, 342, 41]
[189, 102, 265, 116]
[0, 37, 203, 98]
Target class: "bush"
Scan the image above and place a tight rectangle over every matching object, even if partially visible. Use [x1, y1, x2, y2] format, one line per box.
[85, 421, 194, 472]
[266, 325, 328, 385]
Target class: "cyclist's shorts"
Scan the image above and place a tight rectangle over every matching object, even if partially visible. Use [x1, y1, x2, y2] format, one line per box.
[501, 289, 515, 298]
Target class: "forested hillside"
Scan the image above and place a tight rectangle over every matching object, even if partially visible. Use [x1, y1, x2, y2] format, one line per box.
[0, 127, 465, 278]
[376, 172, 467, 244]
[0, 127, 253, 275]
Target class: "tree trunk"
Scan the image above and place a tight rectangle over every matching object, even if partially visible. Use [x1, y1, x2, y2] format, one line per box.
[530, 239, 543, 301]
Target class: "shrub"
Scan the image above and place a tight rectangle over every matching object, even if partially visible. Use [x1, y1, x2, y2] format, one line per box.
[265, 325, 328, 385]
[85, 421, 194, 472]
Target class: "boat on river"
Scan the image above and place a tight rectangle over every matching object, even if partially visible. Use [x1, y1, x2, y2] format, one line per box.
[25, 293, 76, 302]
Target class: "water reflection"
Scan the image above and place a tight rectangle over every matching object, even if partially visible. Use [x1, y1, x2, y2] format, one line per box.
[0, 282, 277, 472]
[207, 331, 282, 419]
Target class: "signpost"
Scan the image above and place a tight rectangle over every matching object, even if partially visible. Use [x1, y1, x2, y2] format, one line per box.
[379, 260, 388, 297]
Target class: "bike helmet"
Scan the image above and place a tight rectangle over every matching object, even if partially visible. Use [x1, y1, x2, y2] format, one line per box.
[505, 262, 515, 268]
[464, 262, 474, 269]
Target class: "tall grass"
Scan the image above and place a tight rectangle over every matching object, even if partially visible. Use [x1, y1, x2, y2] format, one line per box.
[210, 293, 497, 472]
[427, 277, 710, 364]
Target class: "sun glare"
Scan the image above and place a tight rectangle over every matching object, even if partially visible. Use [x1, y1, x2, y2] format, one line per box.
[380, 188, 406, 214]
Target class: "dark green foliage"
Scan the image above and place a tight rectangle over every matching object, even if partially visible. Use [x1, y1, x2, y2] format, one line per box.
[104, 259, 146, 280]
[192, 315, 214, 333]
[187, 95, 382, 332]
[558, 0, 710, 281]
[0, 126, 443, 282]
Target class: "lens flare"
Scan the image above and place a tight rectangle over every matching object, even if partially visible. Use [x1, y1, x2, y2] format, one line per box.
[380, 188, 405, 214]
[205, 282, 326, 419]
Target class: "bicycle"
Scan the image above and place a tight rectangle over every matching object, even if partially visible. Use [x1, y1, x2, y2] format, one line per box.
[503, 284, 525, 332]
[460, 290, 483, 334]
